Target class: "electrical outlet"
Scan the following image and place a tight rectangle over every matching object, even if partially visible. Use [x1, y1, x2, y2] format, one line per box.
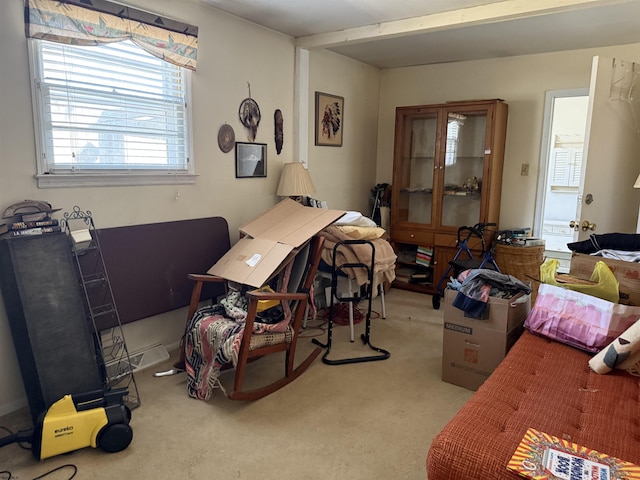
[521, 163, 529, 176]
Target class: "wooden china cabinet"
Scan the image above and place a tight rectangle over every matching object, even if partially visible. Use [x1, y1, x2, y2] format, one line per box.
[390, 99, 508, 297]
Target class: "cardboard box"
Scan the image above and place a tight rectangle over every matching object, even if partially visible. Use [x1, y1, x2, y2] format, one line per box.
[570, 253, 640, 306]
[441, 322, 524, 391]
[441, 288, 530, 391]
[208, 199, 345, 287]
[443, 288, 531, 332]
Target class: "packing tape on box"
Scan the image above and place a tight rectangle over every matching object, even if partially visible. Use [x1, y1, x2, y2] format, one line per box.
[71, 228, 92, 245]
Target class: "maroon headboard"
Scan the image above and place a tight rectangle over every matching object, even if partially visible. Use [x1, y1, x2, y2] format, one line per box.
[96, 217, 230, 329]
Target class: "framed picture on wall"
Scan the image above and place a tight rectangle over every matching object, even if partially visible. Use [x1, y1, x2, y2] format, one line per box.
[315, 92, 344, 147]
[235, 142, 267, 178]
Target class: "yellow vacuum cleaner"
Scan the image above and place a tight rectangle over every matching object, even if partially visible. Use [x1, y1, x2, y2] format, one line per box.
[0, 388, 133, 460]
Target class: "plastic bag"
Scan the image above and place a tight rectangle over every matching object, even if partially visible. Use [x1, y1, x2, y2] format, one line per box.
[525, 283, 638, 353]
[539, 258, 619, 303]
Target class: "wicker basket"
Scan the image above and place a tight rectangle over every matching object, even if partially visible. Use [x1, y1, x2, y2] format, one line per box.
[494, 243, 545, 304]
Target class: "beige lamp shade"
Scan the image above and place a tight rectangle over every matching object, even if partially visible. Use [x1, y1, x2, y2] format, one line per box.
[634, 174, 640, 188]
[276, 162, 316, 197]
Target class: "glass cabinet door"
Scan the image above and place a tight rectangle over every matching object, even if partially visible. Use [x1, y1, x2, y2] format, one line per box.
[397, 111, 438, 226]
[391, 99, 507, 296]
[439, 109, 488, 229]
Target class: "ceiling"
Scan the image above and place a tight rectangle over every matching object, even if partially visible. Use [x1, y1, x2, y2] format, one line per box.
[199, 0, 640, 69]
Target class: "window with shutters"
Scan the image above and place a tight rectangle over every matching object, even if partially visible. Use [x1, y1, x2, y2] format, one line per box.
[550, 147, 582, 189]
[29, 39, 194, 187]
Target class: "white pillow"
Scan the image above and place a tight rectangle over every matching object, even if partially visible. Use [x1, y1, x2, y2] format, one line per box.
[334, 211, 377, 227]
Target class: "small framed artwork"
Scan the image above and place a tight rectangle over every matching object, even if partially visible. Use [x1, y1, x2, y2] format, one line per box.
[235, 142, 267, 178]
[315, 92, 344, 147]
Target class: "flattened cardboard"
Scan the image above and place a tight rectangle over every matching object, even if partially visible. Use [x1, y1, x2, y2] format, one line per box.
[570, 253, 640, 306]
[241, 199, 345, 248]
[208, 237, 293, 287]
[208, 199, 345, 287]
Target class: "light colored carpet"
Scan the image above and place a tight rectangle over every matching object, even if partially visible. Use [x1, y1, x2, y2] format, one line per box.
[0, 288, 473, 479]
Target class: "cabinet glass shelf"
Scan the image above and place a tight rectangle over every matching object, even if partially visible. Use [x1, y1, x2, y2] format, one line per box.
[401, 188, 433, 194]
[442, 191, 480, 197]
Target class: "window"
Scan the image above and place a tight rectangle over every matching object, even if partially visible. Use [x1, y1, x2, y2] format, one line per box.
[29, 39, 194, 187]
[550, 147, 583, 189]
[445, 113, 465, 166]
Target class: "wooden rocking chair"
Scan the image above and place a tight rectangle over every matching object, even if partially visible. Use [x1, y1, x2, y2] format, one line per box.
[173, 235, 325, 401]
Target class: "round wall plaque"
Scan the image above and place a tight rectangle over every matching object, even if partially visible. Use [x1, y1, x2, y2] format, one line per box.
[217, 124, 235, 153]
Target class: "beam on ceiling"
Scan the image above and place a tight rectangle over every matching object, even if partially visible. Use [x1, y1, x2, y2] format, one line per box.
[295, 0, 632, 49]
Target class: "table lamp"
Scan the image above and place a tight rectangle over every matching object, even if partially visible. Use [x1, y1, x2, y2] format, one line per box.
[276, 162, 316, 203]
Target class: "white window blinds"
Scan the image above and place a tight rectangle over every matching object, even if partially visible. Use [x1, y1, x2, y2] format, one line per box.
[550, 147, 582, 188]
[33, 39, 191, 175]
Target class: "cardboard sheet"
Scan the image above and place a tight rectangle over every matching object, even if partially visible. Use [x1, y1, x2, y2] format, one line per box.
[208, 199, 345, 287]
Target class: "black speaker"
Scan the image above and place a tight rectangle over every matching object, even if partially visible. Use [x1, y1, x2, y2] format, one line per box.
[0, 233, 104, 424]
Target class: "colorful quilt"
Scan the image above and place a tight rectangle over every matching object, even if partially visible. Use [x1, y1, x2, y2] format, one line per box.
[184, 265, 294, 400]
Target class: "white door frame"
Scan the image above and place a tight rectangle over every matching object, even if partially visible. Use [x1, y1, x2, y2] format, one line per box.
[533, 88, 588, 239]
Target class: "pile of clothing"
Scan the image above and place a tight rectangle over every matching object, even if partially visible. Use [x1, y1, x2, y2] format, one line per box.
[317, 211, 397, 297]
[568, 233, 640, 262]
[448, 269, 532, 319]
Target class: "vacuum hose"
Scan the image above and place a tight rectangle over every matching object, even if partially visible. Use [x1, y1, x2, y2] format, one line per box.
[0, 429, 33, 448]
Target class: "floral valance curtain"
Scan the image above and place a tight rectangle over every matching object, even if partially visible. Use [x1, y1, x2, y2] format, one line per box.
[25, 0, 198, 70]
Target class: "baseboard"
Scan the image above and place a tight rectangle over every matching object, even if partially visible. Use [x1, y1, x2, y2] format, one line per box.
[165, 340, 180, 353]
[0, 397, 28, 419]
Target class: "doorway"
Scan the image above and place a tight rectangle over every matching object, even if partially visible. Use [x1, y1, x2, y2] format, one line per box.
[534, 89, 588, 271]
[535, 57, 640, 273]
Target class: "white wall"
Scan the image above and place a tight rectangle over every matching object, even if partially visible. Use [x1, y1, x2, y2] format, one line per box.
[0, 0, 379, 416]
[308, 49, 380, 213]
[376, 44, 640, 230]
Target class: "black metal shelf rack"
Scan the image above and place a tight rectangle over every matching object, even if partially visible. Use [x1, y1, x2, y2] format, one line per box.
[63, 206, 140, 410]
